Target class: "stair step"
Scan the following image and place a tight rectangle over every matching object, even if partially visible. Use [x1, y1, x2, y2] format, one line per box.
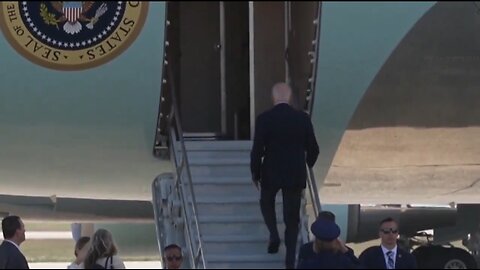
[200, 234, 305, 256]
[189, 176, 250, 185]
[181, 150, 250, 160]
[203, 234, 271, 242]
[202, 233, 303, 243]
[188, 178, 252, 193]
[201, 239, 304, 257]
[189, 157, 250, 166]
[199, 215, 282, 223]
[194, 201, 279, 216]
[192, 195, 305, 204]
[203, 242, 276, 257]
[207, 254, 284, 263]
[194, 195, 262, 204]
[190, 196, 305, 216]
[189, 183, 254, 197]
[184, 140, 253, 151]
[198, 220, 282, 236]
[203, 233, 302, 245]
[189, 164, 250, 177]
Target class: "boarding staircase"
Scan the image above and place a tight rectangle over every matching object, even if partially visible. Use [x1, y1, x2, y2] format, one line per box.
[152, 2, 322, 267]
[153, 138, 321, 268]
[151, 56, 322, 267]
[151, 62, 322, 268]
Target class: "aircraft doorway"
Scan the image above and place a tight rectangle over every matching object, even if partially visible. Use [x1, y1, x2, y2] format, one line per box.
[249, 2, 317, 138]
[166, 2, 317, 140]
[168, 2, 222, 137]
[167, 2, 250, 139]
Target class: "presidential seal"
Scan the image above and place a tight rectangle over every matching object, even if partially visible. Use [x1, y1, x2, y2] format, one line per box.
[0, 1, 148, 70]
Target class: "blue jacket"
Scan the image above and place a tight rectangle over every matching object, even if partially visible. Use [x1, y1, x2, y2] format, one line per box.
[297, 241, 361, 268]
[297, 250, 360, 269]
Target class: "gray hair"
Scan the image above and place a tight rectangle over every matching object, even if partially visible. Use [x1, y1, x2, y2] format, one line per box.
[272, 82, 292, 105]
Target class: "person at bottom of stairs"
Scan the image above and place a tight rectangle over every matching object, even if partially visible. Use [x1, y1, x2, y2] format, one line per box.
[296, 218, 361, 269]
[297, 211, 361, 268]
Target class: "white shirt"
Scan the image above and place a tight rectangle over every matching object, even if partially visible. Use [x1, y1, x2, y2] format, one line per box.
[67, 262, 82, 269]
[381, 245, 397, 269]
[4, 240, 20, 251]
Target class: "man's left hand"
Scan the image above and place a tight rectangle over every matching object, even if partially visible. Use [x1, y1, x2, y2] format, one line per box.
[335, 238, 349, 254]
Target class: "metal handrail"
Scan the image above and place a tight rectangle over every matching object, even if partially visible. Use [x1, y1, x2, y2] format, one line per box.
[165, 63, 206, 269]
[151, 174, 171, 268]
[305, 2, 322, 114]
[307, 167, 322, 219]
[304, 1, 323, 230]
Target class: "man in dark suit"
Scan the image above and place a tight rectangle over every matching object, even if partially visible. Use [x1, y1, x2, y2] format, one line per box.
[359, 217, 417, 269]
[297, 211, 360, 268]
[0, 215, 29, 269]
[250, 82, 319, 269]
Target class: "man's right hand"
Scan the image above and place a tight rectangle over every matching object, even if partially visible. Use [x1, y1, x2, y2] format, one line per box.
[253, 180, 260, 191]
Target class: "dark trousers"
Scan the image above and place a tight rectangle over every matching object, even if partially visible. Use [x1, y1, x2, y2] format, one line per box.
[260, 185, 303, 268]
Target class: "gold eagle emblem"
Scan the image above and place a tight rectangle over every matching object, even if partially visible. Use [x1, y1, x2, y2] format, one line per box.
[46, 2, 107, 35]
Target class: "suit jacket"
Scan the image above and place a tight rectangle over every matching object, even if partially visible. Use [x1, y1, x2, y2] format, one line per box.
[297, 241, 361, 268]
[0, 241, 29, 269]
[359, 246, 417, 269]
[250, 103, 319, 189]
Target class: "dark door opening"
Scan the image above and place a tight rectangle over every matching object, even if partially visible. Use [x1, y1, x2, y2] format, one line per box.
[166, 1, 317, 140]
[167, 1, 250, 140]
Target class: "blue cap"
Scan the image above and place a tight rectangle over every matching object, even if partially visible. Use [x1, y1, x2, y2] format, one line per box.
[310, 218, 340, 241]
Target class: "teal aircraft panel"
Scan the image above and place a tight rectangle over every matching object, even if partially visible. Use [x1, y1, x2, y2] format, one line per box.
[312, 2, 435, 184]
[0, 2, 167, 200]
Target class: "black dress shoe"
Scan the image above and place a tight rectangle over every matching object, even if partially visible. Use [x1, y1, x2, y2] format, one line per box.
[268, 240, 280, 254]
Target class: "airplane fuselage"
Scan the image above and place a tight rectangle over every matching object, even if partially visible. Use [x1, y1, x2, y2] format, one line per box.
[0, 1, 479, 209]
